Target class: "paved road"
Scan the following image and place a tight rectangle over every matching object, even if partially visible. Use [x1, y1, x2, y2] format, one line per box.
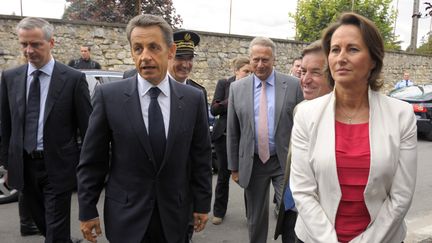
[1, 139, 431, 243]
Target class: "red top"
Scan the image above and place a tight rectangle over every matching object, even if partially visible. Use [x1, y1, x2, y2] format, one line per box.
[335, 121, 371, 243]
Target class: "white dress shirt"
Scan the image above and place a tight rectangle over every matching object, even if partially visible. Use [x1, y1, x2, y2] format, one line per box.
[26, 58, 54, 150]
[137, 74, 170, 138]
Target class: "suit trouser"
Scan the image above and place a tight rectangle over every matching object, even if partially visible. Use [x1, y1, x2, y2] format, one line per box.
[281, 210, 298, 243]
[143, 205, 168, 243]
[212, 136, 231, 218]
[23, 156, 72, 243]
[245, 155, 283, 243]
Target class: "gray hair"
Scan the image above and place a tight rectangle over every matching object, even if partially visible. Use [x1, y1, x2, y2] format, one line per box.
[248, 37, 276, 57]
[16, 17, 54, 41]
[126, 14, 173, 47]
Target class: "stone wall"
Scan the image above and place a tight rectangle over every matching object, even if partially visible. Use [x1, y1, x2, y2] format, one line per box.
[1, 15, 431, 99]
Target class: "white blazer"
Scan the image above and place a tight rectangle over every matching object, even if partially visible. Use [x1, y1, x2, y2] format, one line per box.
[290, 89, 417, 243]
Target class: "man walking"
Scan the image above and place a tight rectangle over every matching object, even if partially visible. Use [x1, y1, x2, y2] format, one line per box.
[77, 14, 212, 243]
[0, 17, 92, 243]
[227, 36, 303, 243]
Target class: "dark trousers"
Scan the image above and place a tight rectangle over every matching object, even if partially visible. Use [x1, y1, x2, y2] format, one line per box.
[19, 191, 35, 225]
[143, 205, 168, 243]
[23, 157, 72, 243]
[282, 210, 298, 243]
[212, 136, 231, 218]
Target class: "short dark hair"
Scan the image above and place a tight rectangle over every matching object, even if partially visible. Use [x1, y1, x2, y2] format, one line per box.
[81, 45, 91, 51]
[322, 12, 384, 91]
[126, 14, 173, 48]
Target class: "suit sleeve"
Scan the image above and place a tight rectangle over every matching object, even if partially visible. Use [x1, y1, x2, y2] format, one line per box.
[76, 86, 111, 221]
[352, 106, 417, 242]
[210, 79, 228, 116]
[190, 91, 213, 213]
[74, 72, 92, 138]
[0, 72, 11, 168]
[226, 84, 240, 172]
[290, 105, 339, 242]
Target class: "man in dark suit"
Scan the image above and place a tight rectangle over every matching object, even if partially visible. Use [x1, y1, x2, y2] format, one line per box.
[77, 14, 212, 243]
[0, 17, 92, 242]
[227, 37, 303, 243]
[167, 29, 209, 242]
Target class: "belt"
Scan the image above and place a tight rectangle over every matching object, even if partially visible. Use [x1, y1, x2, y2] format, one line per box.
[24, 150, 44, 159]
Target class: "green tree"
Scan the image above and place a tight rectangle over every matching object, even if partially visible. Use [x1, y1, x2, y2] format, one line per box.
[292, 0, 400, 50]
[63, 0, 182, 28]
[416, 34, 432, 55]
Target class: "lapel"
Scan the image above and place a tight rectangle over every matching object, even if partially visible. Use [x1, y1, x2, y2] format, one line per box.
[15, 65, 28, 123]
[274, 72, 287, 131]
[43, 62, 67, 123]
[159, 78, 185, 173]
[243, 75, 255, 132]
[123, 77, 155, 168]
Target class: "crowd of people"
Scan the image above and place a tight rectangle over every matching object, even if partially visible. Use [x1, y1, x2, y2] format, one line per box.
[0, 11, 417, 243]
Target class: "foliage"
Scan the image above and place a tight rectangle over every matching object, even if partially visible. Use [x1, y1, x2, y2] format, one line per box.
[62, 0, 183, 28]
[417, 35, 432, 55]
[292, 0, 400, 50]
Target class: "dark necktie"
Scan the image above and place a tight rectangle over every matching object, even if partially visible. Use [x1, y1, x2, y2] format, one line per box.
[148, 87, 166, 167]
[24, 70, 42, 153]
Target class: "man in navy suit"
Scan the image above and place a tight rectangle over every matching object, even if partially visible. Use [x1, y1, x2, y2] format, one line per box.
[77, 14, 212, 243]
[0, 17, 92, 242]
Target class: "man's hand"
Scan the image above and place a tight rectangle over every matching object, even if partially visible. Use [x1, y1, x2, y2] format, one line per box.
[80, 218, 102, 243]
[193, 212, 208, 232]
[231, 171, 239, 183]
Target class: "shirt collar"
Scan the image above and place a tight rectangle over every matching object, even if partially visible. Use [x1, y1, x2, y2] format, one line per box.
[168, 72, 187, 85]
[27, 58, 55, 77]
[138, 73, 170, 97]
[254, 69, 275, 88]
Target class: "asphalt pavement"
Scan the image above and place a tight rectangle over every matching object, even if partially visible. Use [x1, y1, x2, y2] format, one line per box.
[1, 140, 432, 243]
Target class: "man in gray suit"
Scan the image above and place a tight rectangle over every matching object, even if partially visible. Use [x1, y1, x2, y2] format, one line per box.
[227, 36, 303, 243]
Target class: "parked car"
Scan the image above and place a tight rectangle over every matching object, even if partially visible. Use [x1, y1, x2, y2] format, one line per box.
[82, 70, 124, 97]
[0, 166, 18, 204]
[389, 84, 432, 140]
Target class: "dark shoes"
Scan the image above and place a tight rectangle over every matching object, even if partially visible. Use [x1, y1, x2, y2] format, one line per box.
[20, 222, 40, 236]
[70, 237, 83, 243]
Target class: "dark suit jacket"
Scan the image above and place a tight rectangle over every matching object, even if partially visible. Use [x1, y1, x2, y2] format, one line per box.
[0, 62, 92, 193]
[122, 68, 137, 79]
[210, 76, 235, 141]
[77, 77, 212, 243]
[186, 79, 209, 121]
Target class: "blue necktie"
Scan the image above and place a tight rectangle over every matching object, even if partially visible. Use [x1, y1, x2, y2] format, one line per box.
[24, 70, 42, 153]
[148, 87, 166, 167]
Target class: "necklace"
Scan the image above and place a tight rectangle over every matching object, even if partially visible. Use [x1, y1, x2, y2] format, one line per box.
[338, 104, 362, 124]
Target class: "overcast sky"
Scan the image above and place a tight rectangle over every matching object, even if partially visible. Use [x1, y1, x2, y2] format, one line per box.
[0, 0, 430, 49]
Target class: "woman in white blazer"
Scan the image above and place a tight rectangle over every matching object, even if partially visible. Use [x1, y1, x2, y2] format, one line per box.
[290, 12, 417, 243]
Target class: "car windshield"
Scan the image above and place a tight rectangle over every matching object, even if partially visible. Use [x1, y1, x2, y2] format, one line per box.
[389, 85, 432, 101]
